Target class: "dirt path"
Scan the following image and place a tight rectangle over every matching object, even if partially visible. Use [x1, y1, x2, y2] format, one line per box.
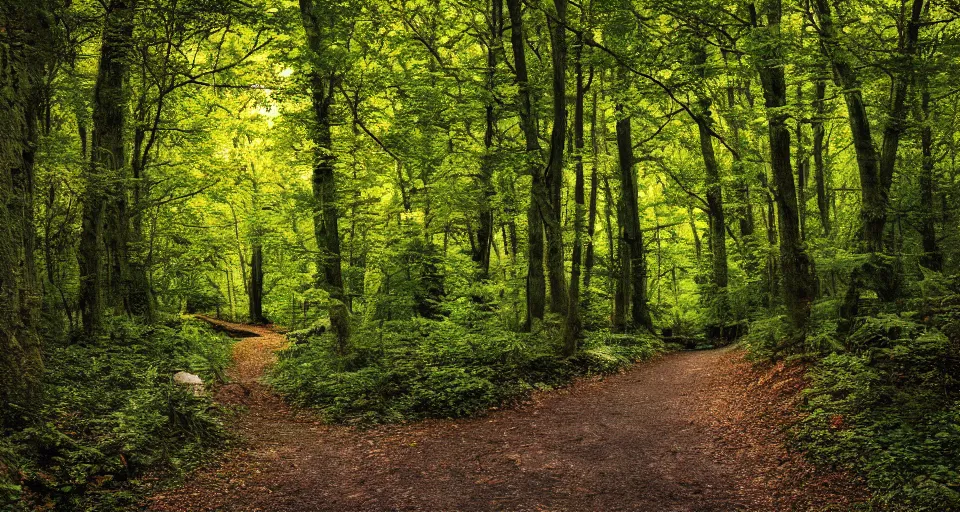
[148, 319, 867, 511]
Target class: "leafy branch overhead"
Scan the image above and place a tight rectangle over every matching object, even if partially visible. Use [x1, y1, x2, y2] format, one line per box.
[2, 0, 960, 509]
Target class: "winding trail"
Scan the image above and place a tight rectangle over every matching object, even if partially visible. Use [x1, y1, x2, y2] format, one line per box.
[147, 318, 867, 511]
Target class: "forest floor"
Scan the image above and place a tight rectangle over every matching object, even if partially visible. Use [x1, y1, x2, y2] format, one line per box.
[145, 318, 869, 511]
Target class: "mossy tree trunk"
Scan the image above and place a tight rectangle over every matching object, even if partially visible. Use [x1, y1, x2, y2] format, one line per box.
[615, 98, 653, 333]
[564, 28, 586, 356]
[506, 0, 546, 330]
[812, 79, 831, 236]
[300, 0, 351, 353]
[691, 43, 729, 319]
[473, 0, 502, 280]
[812, 0, 923, 306]
[544, 0, 569, 316]
[0, 1, 51, 428]
[79, 0, 137, 335]
[752, 0, 816, 344]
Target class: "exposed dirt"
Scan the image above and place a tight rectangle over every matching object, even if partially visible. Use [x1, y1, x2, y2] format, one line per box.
[147, 319, 868, 511]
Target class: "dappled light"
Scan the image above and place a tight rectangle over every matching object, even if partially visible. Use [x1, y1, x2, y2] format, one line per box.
[2, 0, 960, 510]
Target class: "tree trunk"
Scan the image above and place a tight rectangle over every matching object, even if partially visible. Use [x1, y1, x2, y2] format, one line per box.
[795, 82, 809, 240]
[753, 1, 815, 344]
[226, 268, 236, 321]
[563, 31, 585, 356]
[0, 3, 48, 427]
[126, 76, 162, 322]
[723, 53, 754, 241]
[812, 79, 831, 235]
[583, 79, 600, 297]
[248, 241, 266, 323]
[877, 0, 924, 196]
[507, 0, 546, 329]
[722, 52, 756, 274]
[604, 176, 626, 332]
[812, 0, 885, 253]
[760, 171, 779, 307]
[79, 0, 136, 335]
[300, 0, 350, 352]
[472, 0, 502, 280]
[918, 88, 942, 271]
[543, 0, 569, 315]
[616, 101, 653, 332]
[691, 44, 729, 314]
[813, 0, 922, 305]
[688, 205, 702, 263]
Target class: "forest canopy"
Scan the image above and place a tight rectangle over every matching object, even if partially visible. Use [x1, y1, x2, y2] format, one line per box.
[3, 0, 960, 509]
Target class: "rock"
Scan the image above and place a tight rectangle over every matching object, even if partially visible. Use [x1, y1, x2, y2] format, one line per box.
[173, 371, 205, 396]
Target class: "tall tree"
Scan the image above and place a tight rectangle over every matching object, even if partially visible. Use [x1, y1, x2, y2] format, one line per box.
[690, 41, 729, 316]
[543, 0, 569, 315]
[751, 0, 815, 343]
[506, 0, 546, 329]
[78, 0, 137, 335]
[811, 79, 831, 235]
[615, 97, 653, 332]
[916, 87, 942, 271]
[583, 82, 601, 297]
[564, 25, 587, 356]
[300, 0, 351, 352]
[472, 0, 503, 280]
[0, 0, 51, 427]
[720, 50, 759, 277]
[248, 171, 267, 324]
[812, 0, 923, 303]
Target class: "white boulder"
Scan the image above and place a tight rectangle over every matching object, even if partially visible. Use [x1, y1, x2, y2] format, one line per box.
[173, 371, 205, 396]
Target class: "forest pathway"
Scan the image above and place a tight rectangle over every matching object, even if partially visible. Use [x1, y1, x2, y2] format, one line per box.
[147, 319, 867, 511]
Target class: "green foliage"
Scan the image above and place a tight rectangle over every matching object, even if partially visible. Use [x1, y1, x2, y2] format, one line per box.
[0, 437, 24, 509]
[791, 314, 960, 510]
[17, 0, 960, 508]
[739, 315, 790, 360]
[270, 306, 662, 425]
[3, 319, 231, 511]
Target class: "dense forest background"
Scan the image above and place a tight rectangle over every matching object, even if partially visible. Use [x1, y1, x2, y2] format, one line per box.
[3, 0, 960, 510]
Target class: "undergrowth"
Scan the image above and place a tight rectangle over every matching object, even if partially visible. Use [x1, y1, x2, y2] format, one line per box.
[270, 305, 662, 425]
[1, 318, 232, 511]
[742, 291, 960, 511]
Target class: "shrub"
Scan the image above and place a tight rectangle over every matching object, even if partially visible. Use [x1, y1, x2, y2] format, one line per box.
[270, 311, 663, 425]
[5, 318, 231, 511]
[409, 367, 496, 418]
[792, 316, 960, 511]
[740, 315, 789, 360]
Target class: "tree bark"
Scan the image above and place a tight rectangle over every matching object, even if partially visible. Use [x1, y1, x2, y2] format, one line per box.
[917, 88, 942, 271]
[721, 52, 756, 276]
[543, 0, 569, 315]
[691, 44, 729, 313]
[583, 79, 600, 296]
[300, 0, 351, 353]
[752, 1, 815, 343]
[812, 0, 922, 306]
[812, 79, 831, 235]
[79, 0, 137, 335]
[760, 171, 779, 307]
[249, 241, 266, 323]
[604, 175, 625, 332]
[877, 0, 924, 196]
[0, 2, 48, 428]
[472, 0, 502, 280]
[506, 0, 546, 329]
[563, 30, 586, 356]
[812, 0, 885, 253]
[723, 52, 754, 242]
[795, 82, 809, 240]
[615, 101, 653, 332]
